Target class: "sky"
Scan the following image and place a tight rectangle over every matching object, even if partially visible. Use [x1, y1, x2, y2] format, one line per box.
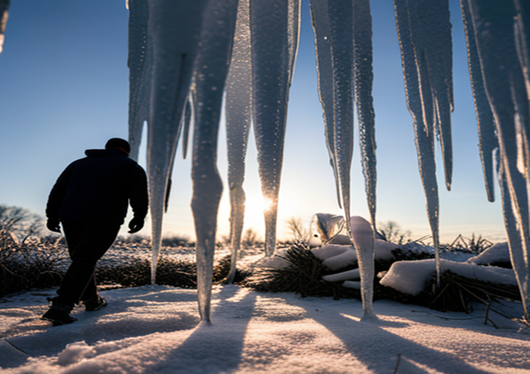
[0, 0, 507, 243]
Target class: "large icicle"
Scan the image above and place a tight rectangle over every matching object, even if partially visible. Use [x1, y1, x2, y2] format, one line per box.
[394, 0, 441, 283]
[327, 1, 355, 237]
[514, 0, 530, 101]
[498, 162, 530, 322]
[224, 0, 252, 283]
[249, 0, 301, 257]
[460, 0, 497, 202]
[395, 0, 453, 191]
[350, 216, 377, 320]
[0, 0, 9, 55]
[191, 0, 238, 323]
[180, 98, 193, 160]
[146, 0, 209, 284]
[465, 0, 530, 321]
[352, 0, 377, 232]
[127, 0, 150, 161]
[310, 0, 342, 208]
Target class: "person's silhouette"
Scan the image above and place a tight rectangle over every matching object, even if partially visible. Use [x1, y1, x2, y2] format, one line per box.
[42, 138, 148, 325]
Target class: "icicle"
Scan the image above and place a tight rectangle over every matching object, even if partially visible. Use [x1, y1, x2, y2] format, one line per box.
[459, 0, 497, 202]
[352, 0, 377, 232]
[394, 0, 441, 284]
[394, 0, 453, 191]
[310, 0, 342, 209]
[466, 0, 530, 321]
[350, 216, 377, 321]
[0, 0, 10, 55]
[146, 0, 209, 284]
[249, 0, 301, 257]
[127, 0, 150, 161]
[191, 0, 239, 323]
[327, 1, 355, 238]
[224, 0, 252, 283]
[424, 0, 453, 191]
[498, 160, 530, 321]
[514, 0, 530, 100]
[180, 98, 192, 160]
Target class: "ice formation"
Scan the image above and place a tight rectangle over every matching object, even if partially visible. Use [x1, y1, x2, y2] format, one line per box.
[224, 0, 252, 283]
[0, 0, 9, 55]
[122, 0, 530, 322]
[250, 0, 301, 257]
[350, 216, 377, 320]
[352, 0, 377, 233]
[311, 0, 355, 236]
[393, 0, 453, 284]
[310, 0, 377, 237]
[461, 0, 530, 321]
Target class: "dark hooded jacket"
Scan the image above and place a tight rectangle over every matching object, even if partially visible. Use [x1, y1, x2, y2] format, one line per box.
[46, 149, 148, 225]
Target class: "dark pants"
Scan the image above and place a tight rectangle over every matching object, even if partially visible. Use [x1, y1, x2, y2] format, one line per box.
[56, 219, 120, 306]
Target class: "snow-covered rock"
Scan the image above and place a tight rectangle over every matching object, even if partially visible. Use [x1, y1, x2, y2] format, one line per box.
[380, 258, 518, 296]
[313, 239, 398, 271]
[466, 242, 511, 266]
[311, 243, 350, 261]
[322, 268, 359, 282]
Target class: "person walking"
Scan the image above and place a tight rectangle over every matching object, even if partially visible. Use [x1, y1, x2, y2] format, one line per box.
[43, 138, 148, 326]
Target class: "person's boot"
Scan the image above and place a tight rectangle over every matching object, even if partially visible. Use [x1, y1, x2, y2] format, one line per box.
[83, 294, 107, 311]
[42, 297, 77, 326]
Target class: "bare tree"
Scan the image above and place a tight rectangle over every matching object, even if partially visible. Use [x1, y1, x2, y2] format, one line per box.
[242, 228, 260, 247]
[0, 205, 44, 241]
[377, 220, 411, 245]
[286, 216, 310, 244]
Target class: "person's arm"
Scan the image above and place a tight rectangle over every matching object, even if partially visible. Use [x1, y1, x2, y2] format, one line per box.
[45, 164, 74, 232]
[128, 164, 148, 233]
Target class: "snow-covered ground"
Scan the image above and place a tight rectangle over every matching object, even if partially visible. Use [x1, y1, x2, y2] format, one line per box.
[1, 282, 529, 373]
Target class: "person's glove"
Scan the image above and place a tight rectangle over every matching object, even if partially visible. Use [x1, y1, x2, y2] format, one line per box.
[128, 217, 144, 234]
[47, 218, 61, 233]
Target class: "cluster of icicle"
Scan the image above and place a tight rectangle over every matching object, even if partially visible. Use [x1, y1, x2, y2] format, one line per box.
[124, 0, 530, 323]
[0, 0, 9, 54]
[460, 0, 529, 322]
[394, 0, 530, 321]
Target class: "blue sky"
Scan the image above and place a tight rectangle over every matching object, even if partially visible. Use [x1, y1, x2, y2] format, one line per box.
[0, 0, 506, 242]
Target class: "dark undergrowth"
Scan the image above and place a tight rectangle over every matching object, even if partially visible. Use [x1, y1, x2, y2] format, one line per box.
[0, 234, 67, 297]
[242, 243, 521, 314]
[0, 231, 234, 297]
[1, 231, 520, 316]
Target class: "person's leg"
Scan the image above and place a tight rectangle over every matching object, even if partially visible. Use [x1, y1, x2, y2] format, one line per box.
[43, 220, 120, 325]
[56, 220, 120, 305]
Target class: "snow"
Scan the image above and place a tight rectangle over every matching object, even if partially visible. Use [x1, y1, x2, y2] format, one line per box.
[1, 284, 528, 373]
[312, 239, 397, 270]
[381, 258, 518, 296]
[467, 242, 511, 266]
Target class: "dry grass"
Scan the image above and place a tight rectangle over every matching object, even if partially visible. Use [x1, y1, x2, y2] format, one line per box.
[0, 230, 520, 316]
[0, 234, 67, 297]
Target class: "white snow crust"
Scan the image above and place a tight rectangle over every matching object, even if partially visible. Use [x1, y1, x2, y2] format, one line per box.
[467, 242, 511, 266]
[0, 284, 528, 373]
[312, 239, 398, 271]
[381, 258, 518, 296]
